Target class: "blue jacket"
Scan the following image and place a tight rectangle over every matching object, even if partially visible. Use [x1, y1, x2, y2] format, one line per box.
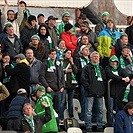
[114, 110, 133, 133]
[7, 95, 29, 119]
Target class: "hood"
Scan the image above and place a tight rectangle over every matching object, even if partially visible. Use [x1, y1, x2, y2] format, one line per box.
[109, 55, 119, 68]
[38, 24, 50, 39]
[25, 21, 37, 30]
[19, 59, 30, 66]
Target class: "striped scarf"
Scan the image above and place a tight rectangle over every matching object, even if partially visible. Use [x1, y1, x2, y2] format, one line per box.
[24, 114, 35, 132]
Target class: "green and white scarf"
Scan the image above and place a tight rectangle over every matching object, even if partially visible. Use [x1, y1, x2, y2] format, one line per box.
[47, 36, 53, 49]
[123, 84, 130, 102]
[47, 58, 56, 72]
[62, 62, 77, 84]
[91, 63, 102, 81]
[24, 114, 35, 132]
[120, 55, 133, 69]
[80, 57, 90, 68]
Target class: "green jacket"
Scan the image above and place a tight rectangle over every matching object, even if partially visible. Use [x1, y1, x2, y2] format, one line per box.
[35, 93, 58, 132]
[57, 21, 76, 36]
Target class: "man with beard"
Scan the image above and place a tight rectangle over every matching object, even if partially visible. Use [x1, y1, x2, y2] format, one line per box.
[57, 11, 76, 35]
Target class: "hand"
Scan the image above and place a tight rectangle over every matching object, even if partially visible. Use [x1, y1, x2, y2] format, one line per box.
[3, 63, 9, 67]
[5, 0, 8, 4]
[60, 88, 64, 92]
[65, 69, 72, 73]
[69, 57, 74, 64]
[17, 0, 20, 5]
[24, 131, 31, 133]
[125, 77, 130, 82]
[47, 87, 53, 92]
[42, 102, 48, 107]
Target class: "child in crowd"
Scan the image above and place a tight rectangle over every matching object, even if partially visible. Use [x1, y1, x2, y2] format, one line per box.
[56, 39, 66, 61]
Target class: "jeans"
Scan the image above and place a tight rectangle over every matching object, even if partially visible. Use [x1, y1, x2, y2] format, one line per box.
[85, 97, 103, 129]
[67, 89, 74, 118]
[59, 89, 66, 119]
[78, 85, 85, 121]
[105, 97, 119, 126]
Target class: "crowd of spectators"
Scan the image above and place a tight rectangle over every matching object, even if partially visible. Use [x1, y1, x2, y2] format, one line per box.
[1, 0, 133, 133]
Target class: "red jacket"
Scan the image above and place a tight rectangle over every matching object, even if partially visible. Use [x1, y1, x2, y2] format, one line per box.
[61, 32, 77, 55]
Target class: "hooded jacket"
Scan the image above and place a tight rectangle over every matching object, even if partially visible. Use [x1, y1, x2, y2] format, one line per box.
[5, 59, 30, 95]
[38, 24, 55, 55]
[20, 21, 37, 51]
[35, 93, 58, 132]
[105, 55, 128, 98]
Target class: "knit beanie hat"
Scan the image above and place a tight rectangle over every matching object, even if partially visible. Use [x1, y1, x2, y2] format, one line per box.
[28, 15, 36, 25]
[62, 11, 70, 18]
[80, 21, 89, 28]
[37, 86, 46, 92]
[4, 22, 13, 29]
[107, 18, 114, 23]
[31, 34, 40, 41]
[102, 11, 110, 17]
[64, 23, 73, 31]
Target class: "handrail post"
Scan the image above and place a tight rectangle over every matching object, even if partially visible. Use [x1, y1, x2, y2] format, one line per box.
[107, 79, 112, 127]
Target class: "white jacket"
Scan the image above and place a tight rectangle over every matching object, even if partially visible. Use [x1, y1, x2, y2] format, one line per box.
[1, 4, 23, 37]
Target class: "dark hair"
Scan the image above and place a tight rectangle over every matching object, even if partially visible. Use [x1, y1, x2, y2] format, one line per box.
[120, 35, 128, 39]
[2, 52, 10, 58]
[20, 1, 26, 7]
[7, 10, 14, 15]
[49, 48, 57, 55]
[64, 48, 72, 54]
[57, 39, 65, 46]
[123, 102, 133, 110]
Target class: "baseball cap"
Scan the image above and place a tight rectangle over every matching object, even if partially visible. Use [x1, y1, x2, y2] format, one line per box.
[17, 88, 27, 94]
[47, 16, 58, 20]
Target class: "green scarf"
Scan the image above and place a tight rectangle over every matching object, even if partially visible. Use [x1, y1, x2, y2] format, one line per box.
[91, 63, 102, 81]
[120, 55, 133, 69]
[123, 84, 130, 102]
[80, 57, 90, 68]
[24, 114, 35, 132]
[48, 58, 56, 70]
[62, 61, 77, 84]
[47, 36, 53, 49]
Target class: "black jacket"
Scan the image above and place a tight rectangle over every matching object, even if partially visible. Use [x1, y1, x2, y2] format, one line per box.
[81, 63, 106, 97]
[75, 56, 89, 83]
[20, 21, 37, 51]
[1, 35, 23, 60]
[105, 65, 128, 98]
[125, 25, 133, 45]
[39, 60, 65, 91]
[14, 107, 51, 133]
[5, 61, 30, 95]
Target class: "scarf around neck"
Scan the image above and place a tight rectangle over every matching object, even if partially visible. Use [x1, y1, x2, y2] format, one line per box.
[91, 62, 102, 81]
[24, 114, 35, 132]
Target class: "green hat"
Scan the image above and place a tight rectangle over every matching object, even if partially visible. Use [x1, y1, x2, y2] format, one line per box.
[4, 22, 13, 29]
[107, 18, 114, 23]
[62, 11, 70, 18]
[37, 86, 46, 91]
[102, 11, 110, 17]
[109, 55, 119, 62]
[31, 34, 40, 41]
[109, 55, 119, 69]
